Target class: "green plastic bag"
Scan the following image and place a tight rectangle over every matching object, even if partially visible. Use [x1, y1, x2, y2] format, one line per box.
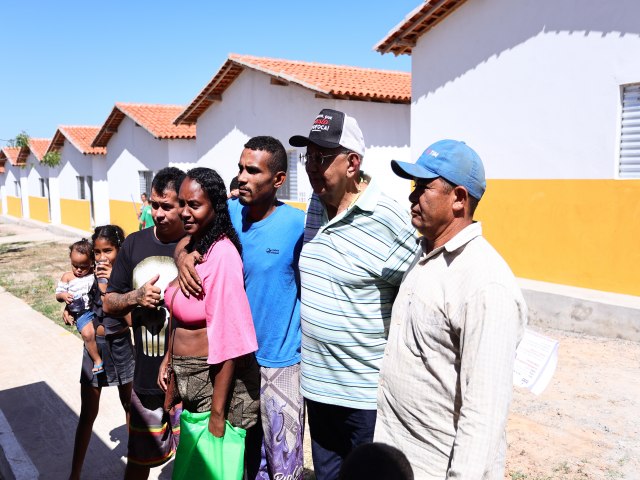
[172, 410, 246, 480]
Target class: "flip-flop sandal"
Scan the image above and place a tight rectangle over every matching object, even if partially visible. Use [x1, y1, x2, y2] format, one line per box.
[92, 362, 104, 375]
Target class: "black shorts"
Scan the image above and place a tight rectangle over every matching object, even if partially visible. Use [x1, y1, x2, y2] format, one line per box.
[80, 330, 135, 387]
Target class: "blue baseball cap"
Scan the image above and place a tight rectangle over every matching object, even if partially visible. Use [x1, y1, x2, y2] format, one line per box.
[391, 140, 486, 200]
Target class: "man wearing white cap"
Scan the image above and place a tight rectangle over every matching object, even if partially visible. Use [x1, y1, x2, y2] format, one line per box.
[374, 140, 528, 479]
[289, 109, 419, 480]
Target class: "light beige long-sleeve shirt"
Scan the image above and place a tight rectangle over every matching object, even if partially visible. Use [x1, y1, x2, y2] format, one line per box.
[374, 222, 527, 479]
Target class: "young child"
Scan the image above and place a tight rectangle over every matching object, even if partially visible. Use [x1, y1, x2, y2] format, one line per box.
[56, 239, 103, 374]
[90, 225, 126, 332]
[69, 225, 131, 480]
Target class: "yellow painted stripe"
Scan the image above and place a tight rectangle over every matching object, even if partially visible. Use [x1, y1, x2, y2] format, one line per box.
[476, 179, 640, 296]
[6, 196, 22, 218]
[60, 198, 91, 232]
[28, 196, 50, 223]
[283, 200, 307, 212]
[109, 199, 141, 236]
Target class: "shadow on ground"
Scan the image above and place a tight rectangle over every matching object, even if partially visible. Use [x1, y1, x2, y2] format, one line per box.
[0, 381, 125, 479]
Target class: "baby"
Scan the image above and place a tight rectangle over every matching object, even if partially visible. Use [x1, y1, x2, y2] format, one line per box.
[56, 239, 102, 374]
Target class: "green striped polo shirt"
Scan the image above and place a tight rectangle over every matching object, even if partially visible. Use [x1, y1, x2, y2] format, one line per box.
[299, 176, 419, 409]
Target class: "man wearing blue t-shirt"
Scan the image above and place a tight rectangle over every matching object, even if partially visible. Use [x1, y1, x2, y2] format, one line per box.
[178, 136, 305, 480]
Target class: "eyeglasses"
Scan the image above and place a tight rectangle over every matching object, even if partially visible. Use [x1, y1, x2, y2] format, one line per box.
[299, 151, 349, 167]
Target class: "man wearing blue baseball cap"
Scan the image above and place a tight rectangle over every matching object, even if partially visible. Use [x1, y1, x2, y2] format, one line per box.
[374, 140, 528, 479]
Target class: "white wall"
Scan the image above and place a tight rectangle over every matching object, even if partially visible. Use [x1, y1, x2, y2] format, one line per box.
[106, 117, 160, 201]
[26, 160, 42, 197]
[195, 68, 411, 205]
[409, 0, 640, 179]
[106, 116, 195, 201]
[1, 166, 18, 214]
[0, 171, 7, 214]
[2, 167, 19, 197]
[47, 156, 65, 224]
[91, 155, 110, 226]
[48, 170, 62, 224]
[168, 138, 198, 171]
[59, 143, 93, 200]
[19, 168, 29, 218]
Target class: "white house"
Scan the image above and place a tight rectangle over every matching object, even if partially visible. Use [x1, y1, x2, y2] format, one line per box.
[91, 103, 196, 234]
[376, 0, 640, 299]
[174, 54, 412, 206]
[16, 139, 51, 224]
[0, 147, 23, 218]
[47, 126, 106, 232]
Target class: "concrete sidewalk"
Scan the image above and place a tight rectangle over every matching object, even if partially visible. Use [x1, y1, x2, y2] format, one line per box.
[0, 215, 91, 243]
[0, 289, 173, 480]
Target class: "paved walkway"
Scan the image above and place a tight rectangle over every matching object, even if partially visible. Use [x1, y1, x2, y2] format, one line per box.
[0, 215, 90, 244]
[0, 218, 173, 479]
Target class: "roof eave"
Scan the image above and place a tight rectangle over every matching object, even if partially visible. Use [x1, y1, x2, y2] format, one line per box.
[17, 145, 30, 165]
[174, 59, 241, 126]
[375, 0, 468, 56]
[47, 129, 66, 154]
[92, 106, 125, 148]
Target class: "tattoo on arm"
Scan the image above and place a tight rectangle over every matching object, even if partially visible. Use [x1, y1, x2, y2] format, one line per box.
[104, 288, 143, 316]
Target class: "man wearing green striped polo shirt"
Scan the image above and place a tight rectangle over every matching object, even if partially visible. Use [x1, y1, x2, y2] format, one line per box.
[290, 109, 419, 480]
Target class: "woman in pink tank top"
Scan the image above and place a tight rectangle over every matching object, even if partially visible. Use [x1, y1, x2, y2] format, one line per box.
[159, 167, 259, 439]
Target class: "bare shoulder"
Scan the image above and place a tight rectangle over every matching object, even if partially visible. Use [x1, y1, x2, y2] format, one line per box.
[60, 271, 74, 283]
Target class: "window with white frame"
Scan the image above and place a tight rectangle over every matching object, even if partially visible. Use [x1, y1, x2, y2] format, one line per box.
[619, 83, 640, 178]
[278, 150, 299, 201]
[77, 176, 86, 199]
[14, 181, 21, 197]
[139, 170, 153, 196]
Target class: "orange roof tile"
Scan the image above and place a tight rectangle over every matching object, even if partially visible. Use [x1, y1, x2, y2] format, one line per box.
[16, 138, 51, 164]
[49, 126, 106, 155]
[375, 0, 468, 56]
[93, 103, 196, 147]
[28, 138, 51, 161]
[1, 146, 21, 166]
[175, 54, 411, 125]
[47, 125, 107, 155]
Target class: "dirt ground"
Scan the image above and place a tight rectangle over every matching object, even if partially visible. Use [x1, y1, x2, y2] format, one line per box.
[506, 329, 639, 479]
[1, 221, 638, 479]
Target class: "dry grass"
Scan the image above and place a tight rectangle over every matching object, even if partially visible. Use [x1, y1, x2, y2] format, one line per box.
[0, 241, 76, 335]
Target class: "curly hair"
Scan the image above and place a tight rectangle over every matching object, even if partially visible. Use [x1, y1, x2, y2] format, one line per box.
[91, 224, 125, 250]
[184, 167, 242, 256]
[69, 238, 93, 259]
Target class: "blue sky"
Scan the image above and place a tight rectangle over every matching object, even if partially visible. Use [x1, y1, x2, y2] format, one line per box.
[0, 0, 418, 143]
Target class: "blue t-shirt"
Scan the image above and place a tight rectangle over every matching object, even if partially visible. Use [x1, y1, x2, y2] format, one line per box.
[228, 198, 305, 368]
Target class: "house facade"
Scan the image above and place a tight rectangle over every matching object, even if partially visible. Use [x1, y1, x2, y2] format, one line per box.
[17, 139, 52, 224]
[376, 0, 640, 297]
[92, 103, 196, 234]
[0, 147, 23, 218]
[47, 126, 106, 232]
[174, 54, 412, 206]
